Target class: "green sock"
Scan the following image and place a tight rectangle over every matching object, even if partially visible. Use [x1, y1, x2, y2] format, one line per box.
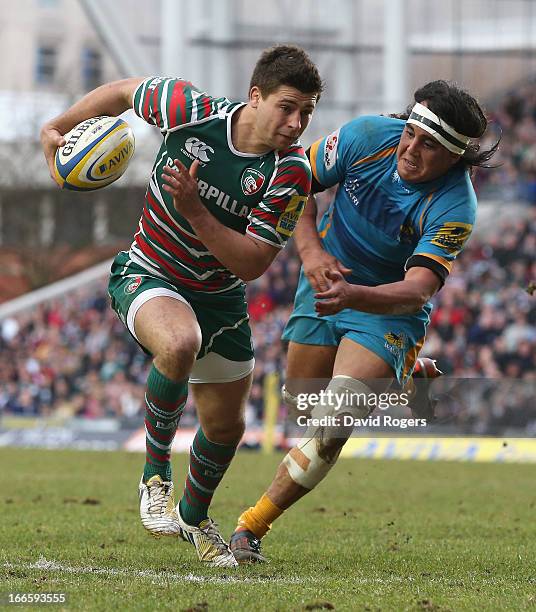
[143, 364, 187, 482]
[179, 427, 238, 526]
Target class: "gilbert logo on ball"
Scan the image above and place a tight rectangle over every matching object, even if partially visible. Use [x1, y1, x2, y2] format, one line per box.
[54, 116, 135, 191]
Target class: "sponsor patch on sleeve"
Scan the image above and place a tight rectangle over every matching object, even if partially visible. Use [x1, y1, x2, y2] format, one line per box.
[430, 222, 472, 255]
[323, 128, 340, 170]
[276, 195, 307, 237]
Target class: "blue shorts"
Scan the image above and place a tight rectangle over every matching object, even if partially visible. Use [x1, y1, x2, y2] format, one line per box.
[282, 270, 432, 385]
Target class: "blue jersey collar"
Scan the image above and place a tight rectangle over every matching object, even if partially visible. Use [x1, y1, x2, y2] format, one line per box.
[395, 161, 465, 194]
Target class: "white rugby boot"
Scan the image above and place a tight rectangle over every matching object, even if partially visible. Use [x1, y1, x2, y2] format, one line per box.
[177, 507, 238, 567]
[139, 474, 181, 537]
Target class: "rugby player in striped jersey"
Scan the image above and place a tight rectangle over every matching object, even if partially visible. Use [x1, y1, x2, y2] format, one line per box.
[41, 45, 323, 567]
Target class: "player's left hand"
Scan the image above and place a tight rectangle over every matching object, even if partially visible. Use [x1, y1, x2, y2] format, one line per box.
[162, 159, 204, 220]
[314, 270, 355, 315]
[40, 124, 66, 187]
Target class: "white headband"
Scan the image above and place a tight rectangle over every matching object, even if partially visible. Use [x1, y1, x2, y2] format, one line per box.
[407, 102, 471, 155]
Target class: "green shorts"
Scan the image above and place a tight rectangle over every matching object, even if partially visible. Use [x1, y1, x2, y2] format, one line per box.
[108, 252, 254, 383]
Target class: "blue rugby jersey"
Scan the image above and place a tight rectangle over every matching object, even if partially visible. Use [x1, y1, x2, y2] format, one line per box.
[309, 115, 476, 287]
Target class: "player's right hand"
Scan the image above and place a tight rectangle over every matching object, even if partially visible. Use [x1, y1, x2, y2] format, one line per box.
[40, 124, 66, 187]
[302, 250, 352, 292]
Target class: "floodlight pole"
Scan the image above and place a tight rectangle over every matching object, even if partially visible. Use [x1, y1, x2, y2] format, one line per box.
[161, 0, 187, 78]
[383, 0, 409, 114]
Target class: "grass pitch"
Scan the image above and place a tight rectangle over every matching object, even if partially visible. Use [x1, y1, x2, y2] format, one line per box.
[1, 448, 535, 611]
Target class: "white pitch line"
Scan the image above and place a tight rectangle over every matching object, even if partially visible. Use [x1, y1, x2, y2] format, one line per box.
[3, 557, 306, 585]
[5, 558, 517, 587]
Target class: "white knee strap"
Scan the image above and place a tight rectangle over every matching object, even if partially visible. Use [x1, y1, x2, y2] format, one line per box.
[283, 376, 373, 490]
[281, 384, 299, 409]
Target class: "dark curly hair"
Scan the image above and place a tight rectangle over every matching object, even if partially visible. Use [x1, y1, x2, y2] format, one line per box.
[394, 80, 499, 170]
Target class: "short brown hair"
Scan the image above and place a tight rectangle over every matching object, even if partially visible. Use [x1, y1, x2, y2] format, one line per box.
[250, 45, 323, 100]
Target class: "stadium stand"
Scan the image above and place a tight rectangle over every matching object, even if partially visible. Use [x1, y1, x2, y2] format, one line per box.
[0, 208, 534, 436]
[476, 80, 536, 204]
[1, 84, 535, 437]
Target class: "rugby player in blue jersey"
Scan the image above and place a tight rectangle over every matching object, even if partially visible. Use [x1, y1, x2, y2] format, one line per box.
[230, 80, 498, 562]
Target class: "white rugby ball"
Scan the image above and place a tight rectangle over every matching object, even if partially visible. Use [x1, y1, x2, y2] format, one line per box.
[54, 116, 135, 191]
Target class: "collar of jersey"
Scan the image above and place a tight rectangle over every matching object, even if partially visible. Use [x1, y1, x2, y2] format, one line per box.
[397, 162, 462, 194]
[227, 102, 271, 158]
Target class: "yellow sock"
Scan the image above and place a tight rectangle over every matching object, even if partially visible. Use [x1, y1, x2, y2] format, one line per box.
[236, 494, 283, 538]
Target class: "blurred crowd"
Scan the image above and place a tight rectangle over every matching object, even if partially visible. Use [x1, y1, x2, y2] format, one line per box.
[475, 80, 536, 204]
[420, 210, 535, 435]
[0, 205, 534, 434]
[1, 82, 536, 435]
[421, 211, 535, 378]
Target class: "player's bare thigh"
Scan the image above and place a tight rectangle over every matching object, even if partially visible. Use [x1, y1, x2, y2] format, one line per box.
[286, 339, 393, 393]
[285, 341, 338, 395]
[333, 337, 394, 392]
[134, 296, 202, 380]
[191, 373, 253, 445]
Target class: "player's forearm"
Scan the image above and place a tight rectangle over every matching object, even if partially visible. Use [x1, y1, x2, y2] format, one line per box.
[187, 207, 276, 281]
[294, 195, 323, 258]
[43, 79, 141, 135]
[348, 279, 432, 314]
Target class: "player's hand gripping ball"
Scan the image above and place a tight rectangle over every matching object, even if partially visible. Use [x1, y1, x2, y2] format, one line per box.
[54, 116, 135, 191]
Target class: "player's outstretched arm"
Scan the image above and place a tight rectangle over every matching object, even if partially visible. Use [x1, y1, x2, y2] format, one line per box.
[162, 160, 279, 281]
[296, 195, 351, 292]
[294, 194, 323, 257]
[315, 266, 441, 316]
[40, 78, 143, 185]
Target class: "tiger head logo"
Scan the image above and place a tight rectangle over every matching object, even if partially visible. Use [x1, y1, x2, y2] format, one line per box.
[241, 168, 266, 196]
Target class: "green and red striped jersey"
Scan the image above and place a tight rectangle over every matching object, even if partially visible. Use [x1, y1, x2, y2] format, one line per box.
[129, 76, 311, 294]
